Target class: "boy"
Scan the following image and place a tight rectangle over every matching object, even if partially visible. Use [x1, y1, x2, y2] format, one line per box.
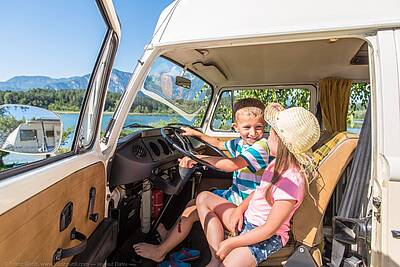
[134, 98, 270, 263]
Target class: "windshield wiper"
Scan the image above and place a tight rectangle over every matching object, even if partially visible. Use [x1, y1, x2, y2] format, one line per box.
[123, 123, 154, 129]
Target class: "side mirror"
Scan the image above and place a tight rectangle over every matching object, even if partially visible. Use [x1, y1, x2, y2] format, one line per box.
[175, 76, 191, 89]
[0, 104, 63, 155]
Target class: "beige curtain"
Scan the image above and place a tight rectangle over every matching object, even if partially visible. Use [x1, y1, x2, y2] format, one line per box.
[320, 78, 352, 133]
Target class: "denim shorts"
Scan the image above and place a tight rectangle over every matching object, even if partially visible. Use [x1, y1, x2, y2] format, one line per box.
[240, 218, 283, 264]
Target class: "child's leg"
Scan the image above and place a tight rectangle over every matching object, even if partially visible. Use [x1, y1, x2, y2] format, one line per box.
[223, 222, 283, 267]
[161, 199, 196, 241]
[156, 223, 168, 241]
[221, 247, 256, 267]
[196, 191, 237, 266]
[133, 200, 198, 262]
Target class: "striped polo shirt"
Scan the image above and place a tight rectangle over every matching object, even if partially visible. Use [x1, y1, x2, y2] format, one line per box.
[222, 137, 270, 205]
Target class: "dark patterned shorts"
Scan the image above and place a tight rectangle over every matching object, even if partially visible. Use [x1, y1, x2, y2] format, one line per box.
[240, 218, 283, 264]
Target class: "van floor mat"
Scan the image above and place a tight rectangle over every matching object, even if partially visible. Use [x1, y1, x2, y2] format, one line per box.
[108, 230, 158, 267]
[187, 222, 211, 267]
[108, 222, 209, 266]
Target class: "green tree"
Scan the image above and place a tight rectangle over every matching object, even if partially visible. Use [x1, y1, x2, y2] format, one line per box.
[348, 83, 369, 127]
[211, 84, 369, 130]
[0, 116, 23, 144]
[61, 126, 75, 146]
[0, 116, 23, 170]
[0, 150, 9, 170]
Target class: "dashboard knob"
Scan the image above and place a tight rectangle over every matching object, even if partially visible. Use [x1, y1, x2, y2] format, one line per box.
[152, 168, 161, 175]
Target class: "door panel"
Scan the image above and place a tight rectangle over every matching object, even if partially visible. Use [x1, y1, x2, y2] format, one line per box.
[372, 30, 400, 266]
[385, 181, 400, 266]
[0, 162, 105, 266]
[0, 1, 119, 265]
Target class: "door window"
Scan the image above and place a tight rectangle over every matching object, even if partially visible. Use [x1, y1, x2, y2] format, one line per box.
[212, 91, 233, 131]
[347, 83, 370, 133]
[0, 1, 107, 172]
[211, 87, 311, 131]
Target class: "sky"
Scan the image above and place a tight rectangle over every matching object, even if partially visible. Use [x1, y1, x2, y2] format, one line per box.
[0, 0, 172, 82]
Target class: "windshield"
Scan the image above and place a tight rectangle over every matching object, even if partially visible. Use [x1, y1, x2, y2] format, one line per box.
[123, 57, 212, 133]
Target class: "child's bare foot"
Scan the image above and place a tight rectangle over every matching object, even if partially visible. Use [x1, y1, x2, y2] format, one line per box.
[157, 223, 168, 241]
[133, 243, 166, 262]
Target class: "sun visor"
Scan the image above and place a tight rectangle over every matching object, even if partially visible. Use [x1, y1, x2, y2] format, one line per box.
[192, 62, 227, 82]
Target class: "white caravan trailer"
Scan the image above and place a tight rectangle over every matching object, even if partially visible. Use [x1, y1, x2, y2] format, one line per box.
[2, 119, 62, 154]
[0, 0, 399, 266]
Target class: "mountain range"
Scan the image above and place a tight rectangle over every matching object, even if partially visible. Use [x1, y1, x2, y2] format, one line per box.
[0, 69, 131, 93]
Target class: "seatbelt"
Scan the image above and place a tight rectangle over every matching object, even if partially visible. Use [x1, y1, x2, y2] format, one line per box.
[331, 101, 371, 266]
[315, 102, 323, 128]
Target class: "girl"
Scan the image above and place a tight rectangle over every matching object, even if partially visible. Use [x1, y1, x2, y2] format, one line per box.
[196, 104, 320, 266]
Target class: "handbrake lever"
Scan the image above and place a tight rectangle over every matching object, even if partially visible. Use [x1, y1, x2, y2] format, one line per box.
[176, 166, 196, 195]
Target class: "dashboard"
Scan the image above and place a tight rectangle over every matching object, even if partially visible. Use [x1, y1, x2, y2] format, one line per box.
[109, 128, 205, 187]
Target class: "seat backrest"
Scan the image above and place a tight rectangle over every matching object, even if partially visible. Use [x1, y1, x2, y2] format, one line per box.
[292, 132, 358, 247]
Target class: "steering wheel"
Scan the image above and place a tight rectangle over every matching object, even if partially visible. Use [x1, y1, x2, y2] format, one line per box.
[160, 124, 227, 170]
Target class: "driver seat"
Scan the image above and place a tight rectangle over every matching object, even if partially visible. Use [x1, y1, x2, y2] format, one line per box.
[260, 132, 358, 266]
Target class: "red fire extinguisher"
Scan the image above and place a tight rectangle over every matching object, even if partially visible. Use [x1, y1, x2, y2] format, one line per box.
[151, 189, 164, 219]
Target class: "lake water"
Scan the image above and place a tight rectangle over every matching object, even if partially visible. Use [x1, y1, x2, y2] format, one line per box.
[60, 113, 186, 132]
[2, 112, 362, 165]
[59, 113, 187, 147]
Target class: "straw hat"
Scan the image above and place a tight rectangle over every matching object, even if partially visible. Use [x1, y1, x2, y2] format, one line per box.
[264, 103, 320, 167]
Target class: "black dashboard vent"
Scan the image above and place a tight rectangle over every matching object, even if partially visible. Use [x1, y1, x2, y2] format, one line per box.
[149, 142, 161, 157]
[157, 139, 170, 155]
[132, 144, 147, 159]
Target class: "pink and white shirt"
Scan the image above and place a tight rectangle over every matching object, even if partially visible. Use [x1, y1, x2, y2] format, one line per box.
[244, 160, 305, 246]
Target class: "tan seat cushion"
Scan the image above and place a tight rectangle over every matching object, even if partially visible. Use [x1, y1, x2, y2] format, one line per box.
[292, 132, 358, 247]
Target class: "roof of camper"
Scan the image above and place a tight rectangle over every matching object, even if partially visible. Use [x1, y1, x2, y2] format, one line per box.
[150, 0, 400, 46]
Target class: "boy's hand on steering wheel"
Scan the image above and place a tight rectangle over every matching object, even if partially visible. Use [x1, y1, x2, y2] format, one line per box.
[180, 127, 202, 137]
[178, 156, 197, 168]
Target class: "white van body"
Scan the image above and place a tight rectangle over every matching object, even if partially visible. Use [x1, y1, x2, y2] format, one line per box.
[1, 0, 400, 266]
[106, 1, 400, 266]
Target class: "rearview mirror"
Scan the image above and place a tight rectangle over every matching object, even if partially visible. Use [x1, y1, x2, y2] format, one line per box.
[0, 104, 62, 155]
[175, 76, 191, 89]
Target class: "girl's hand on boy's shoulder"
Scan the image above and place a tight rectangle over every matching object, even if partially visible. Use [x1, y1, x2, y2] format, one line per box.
[216, 238, 235, 261]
